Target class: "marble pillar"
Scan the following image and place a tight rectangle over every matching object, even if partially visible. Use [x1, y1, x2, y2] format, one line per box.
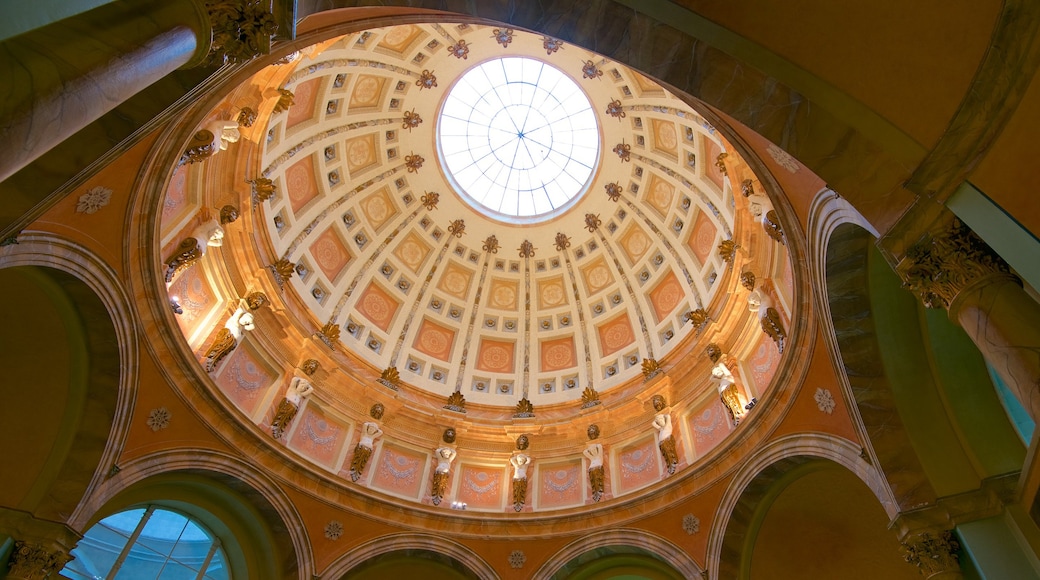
[898, 219, 1040, 424]
[0, 0, 212, 183]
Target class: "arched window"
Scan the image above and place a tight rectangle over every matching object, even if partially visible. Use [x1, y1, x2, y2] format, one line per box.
[61, 506, 230, 579]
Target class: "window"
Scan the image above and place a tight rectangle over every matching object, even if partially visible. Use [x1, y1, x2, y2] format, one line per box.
[62, 506, 229, 580]
[438, 57, 599, 222]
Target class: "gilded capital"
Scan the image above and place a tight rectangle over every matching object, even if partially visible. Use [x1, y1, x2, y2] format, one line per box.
[205, 0, 278, 66]
[901, 530, 960, 577]
[897, 220, 1013, 310]
[8, 541, 73, 579]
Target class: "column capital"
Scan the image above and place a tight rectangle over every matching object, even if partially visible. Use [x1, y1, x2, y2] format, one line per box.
[901, 530, 961, 578]
[897, 219, 1015, 310]
[6, 541, 74, 580]
[204, 0, 279, 66]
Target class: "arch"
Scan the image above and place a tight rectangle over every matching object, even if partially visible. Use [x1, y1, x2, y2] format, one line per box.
[79, 448, 313, 580]
[705, 433, 891, 580]
[321, 533, 497, 580]
[0, 232, 136, 526]
[814, 217, 1024, 514]
[533, 528, 702, 580]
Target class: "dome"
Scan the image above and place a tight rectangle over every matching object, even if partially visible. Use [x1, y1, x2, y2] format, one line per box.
[160, 22, 795, 515]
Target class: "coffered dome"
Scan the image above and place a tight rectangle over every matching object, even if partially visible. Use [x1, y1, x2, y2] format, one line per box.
[160, 22, 795, 514]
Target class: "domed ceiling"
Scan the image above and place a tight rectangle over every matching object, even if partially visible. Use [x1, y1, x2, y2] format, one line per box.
[257, 24, 734, 406]
[160, 22, 795, 514]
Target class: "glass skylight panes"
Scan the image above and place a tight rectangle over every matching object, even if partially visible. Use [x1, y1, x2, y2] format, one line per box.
[439, 57, 599, 221]
[62, 506, 230, 580]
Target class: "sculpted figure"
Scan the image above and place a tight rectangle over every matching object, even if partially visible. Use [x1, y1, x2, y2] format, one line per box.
[711, 357, 747, 425]
[584, 438, 605, 502]
[163, 219, 225, 284]
[510, 452, 531, 512]
[349, 422, 383, 482]
[652, 396, 678, 475]
[203, 300, 255, 372]
[430, 446, 457, 506]
[748, 287, 788, 354]
[271, 371, 315, 439]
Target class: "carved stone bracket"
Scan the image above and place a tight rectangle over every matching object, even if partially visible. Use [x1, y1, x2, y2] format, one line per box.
[163, 237, 201, 283]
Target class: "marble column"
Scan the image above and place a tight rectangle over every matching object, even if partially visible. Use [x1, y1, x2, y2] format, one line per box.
[898, 219, 1040, 424]
[0, 0, 279, 184]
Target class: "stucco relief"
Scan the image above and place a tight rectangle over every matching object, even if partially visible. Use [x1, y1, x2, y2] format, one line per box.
[688, 397, 733, 456]
[285, 155, 319, 214]
[372, 443, 426, 498]
[360, 186, 399, 232]
[285, 77, 320, 129]
[214, 343, 277, 416]
[349, 75, 387, 109]
[540, 336, 577, 372]
[616, 436, 660, 493]
[597, 314, 635, 357]
[488, 278, 519, 310]
[310, 226, 352, 282]
[437, 261, 474, 300]
[393, 231, 431, 273]
[648, 270, 684, 323]
[456, 465, 504, 510]
[687, 210, 718, 266]
[414, 319, 456, 362]
[476, 339, 515, 373]
[355, 281, 400, 332]
[538, 461, 582, 508]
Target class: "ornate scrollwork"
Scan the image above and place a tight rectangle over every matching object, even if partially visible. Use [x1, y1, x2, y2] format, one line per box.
[740, 178, 755, 197]
[492, 28, 514, 48]
[658, 435, 679, 475]
[203, 327, 236, 372]
[513, 397, 535, 418]
[641, 358, 663, 381]
[604, 181, 623, 202]
[612, 141, 631, 162]
[405, 153, 425, 173]
[178, 129, 219, 165]
[444, 391, 467, 413]
[581, 60, 604, 80]
[270, 398, 298, 439]
[483, 235, 500, 254]
[447, 219, 466, 238]
[542, 36, 563, 54]
[416, 69, 438, 90]
[420, 190, 439, 210]
[763, 210, 786, 245]
[378, 366, 400, 390]
[164, 237, 202, 283]
[447, 39, 470, 59]
[554, 233, 571, 251]
[519, 240, 536, 258]
[403, 109, 423, 131]
[585, 213, 601, 232]
[897, 219, 1013, 310]
[761, 307, 787, 354]
[205, 0, 278, 65]
[605, 98, 626, 120]
[902, 530, 960, 577]
[588, 465, 605, 502]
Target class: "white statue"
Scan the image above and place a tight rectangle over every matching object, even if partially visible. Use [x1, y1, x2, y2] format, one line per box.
[583, 442, 604, 470]
[286, 375, 314, 406]
[746, 192, 773, 224]
[748, 288, 774, 319]
[710, 360, 736, 391]
[224, 302, 256, 342]
[434, 446, 457, 474]
[192, 218, 225, 257]
[203, 119, 241, 153]
[652, 412, 673, 442]
[358, 422, 383, 449]
[712, 357, 747, 424]
[510, 452, 531, 480]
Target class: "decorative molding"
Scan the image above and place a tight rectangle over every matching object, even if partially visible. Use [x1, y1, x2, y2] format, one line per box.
[814, 388, 836, 414]
[901, 530, 960, 577]
[7, 541, 73, 579]
[205, 0, 278, 65]
[75, 186, 112, 214]
[508, 549, 526, 569]
[146, 407, 171, 431]
[682, 514, 701, 535]
[324, 520, 344, 540]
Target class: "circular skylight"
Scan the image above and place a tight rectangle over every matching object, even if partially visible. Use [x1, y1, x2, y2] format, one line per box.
[438, 57, 600, 221]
